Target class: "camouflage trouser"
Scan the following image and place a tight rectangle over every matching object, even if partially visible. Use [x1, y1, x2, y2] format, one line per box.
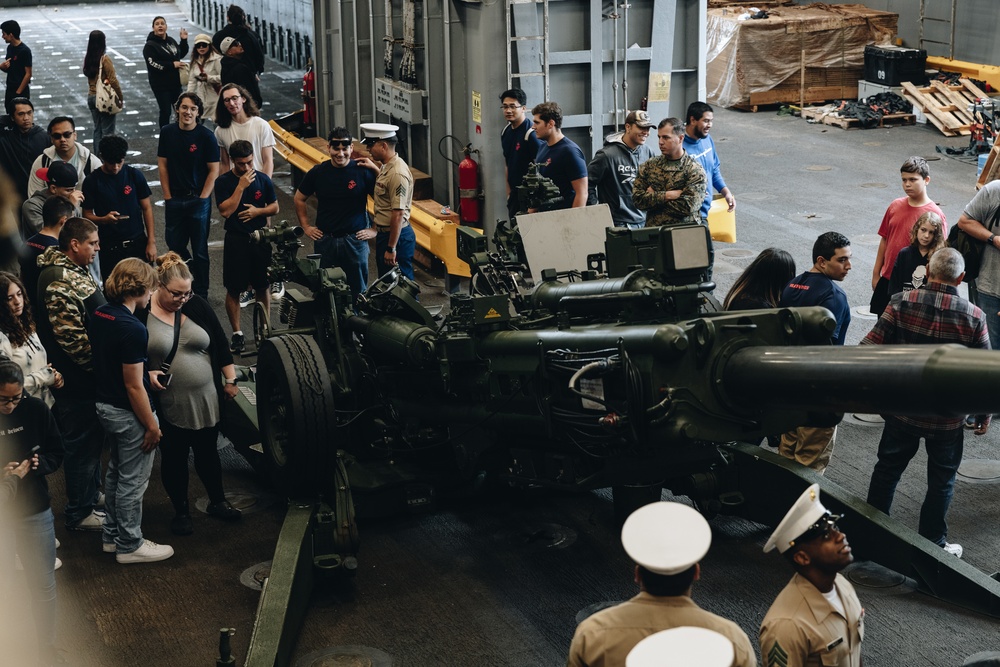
[778, 426, 836, 474]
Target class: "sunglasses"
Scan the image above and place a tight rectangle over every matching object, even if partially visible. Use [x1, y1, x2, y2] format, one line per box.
[196, 43, 210, 47]
[329, 140, 352, 148]
[51, 131, 75, 139]
[791, 512, 844, 547]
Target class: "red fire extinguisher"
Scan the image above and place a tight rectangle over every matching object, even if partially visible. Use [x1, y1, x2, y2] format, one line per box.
[302, 61, 316, 130]
[458, 144, 481, 227]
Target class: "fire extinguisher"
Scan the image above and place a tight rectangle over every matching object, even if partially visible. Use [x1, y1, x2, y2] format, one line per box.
[458, 144, 481, 227]
[302, 60, 316, 131]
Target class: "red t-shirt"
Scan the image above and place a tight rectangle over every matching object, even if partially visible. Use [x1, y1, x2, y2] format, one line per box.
[877, 197, 947, 279]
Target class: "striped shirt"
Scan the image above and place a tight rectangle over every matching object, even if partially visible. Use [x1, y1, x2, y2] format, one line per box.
[861, 281, 989, 430]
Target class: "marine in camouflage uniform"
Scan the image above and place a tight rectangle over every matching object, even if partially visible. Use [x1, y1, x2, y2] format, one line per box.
[35, 242, 108, 531]
[632, 152, 706, 228]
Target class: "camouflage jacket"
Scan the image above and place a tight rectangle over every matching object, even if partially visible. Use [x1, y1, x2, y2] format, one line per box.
[36, 247, 103, 373]
[632, 152, 707, 227]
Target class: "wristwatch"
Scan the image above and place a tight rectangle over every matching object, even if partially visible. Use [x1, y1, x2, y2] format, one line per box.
[388, 247, 396, 253]
[989, 235, 996, 246]
[224, 378, 238, 386]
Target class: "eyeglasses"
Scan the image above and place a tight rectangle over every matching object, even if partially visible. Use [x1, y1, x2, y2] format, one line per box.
[0, 394, 23, 405]
[329, 140, 352, 148]
[165, 287, 193, 300]
[51, 131, 75, 139]
[223, 96, 243, 105]
[500, 104, 522, 110]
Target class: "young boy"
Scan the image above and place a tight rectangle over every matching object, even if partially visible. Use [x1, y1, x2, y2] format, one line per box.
[870, 156, 947, 314]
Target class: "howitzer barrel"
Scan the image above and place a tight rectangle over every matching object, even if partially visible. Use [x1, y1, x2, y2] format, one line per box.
[724, 344, 1000, 417]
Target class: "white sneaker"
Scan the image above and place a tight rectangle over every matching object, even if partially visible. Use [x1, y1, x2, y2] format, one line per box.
[96, 491, 106, 509]
[270, 282, 285, 299]
[55, 538, 60, 549]
[54, 557, 62, 571]
[116, 539, 174, 564]
[102, 542, 116, 554]
[68, 510, 105, 532]
[943, 542, 963, 558]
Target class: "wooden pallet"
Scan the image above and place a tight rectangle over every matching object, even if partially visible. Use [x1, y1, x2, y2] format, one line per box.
[801, 106, 916, 129]
[901, 79, 990, 137]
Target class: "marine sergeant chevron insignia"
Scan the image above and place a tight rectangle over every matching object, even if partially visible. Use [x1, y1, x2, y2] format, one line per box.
[395, 183, 407, 198]
[767, 642, 789, 667]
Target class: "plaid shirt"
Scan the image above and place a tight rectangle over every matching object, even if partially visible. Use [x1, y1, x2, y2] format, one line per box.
[861, 281, 989, 431]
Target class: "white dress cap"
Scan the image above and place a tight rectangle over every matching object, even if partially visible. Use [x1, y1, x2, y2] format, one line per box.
[626, 626, 735, 667]
[763, 483, 829, 554]
[621, 502, 711, 576]
[360, 123, 400, 141]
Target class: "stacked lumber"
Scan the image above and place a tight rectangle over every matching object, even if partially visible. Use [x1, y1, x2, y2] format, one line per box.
[901, 79, 990, 136]
[707, 4, 898, 109]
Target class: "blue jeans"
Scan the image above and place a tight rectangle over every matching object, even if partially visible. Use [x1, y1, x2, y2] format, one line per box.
[866, 417, 964, 546]
[97, 403, 157, 554]
[53, 398, 104, 528]
[0, 508, 57, 655]
[87, 94, 117, 153]
[315, 233, 370, 299]
[974, 290, 1000, 352]
[375, 225, 416, 281]
[164, 196, 212, 297]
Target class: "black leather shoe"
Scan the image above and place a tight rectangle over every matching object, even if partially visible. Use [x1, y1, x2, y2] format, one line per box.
[207, 501, 242, 521]
[170, 513, 194, 535]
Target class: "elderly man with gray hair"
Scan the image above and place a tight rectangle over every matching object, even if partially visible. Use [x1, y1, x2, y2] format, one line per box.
[861, 247, 990, 560]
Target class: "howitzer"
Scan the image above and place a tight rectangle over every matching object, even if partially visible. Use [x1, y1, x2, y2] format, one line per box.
[222, 224, 1000, 666]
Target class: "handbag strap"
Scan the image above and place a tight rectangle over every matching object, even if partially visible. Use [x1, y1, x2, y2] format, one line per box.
[159, 312, 182, 372]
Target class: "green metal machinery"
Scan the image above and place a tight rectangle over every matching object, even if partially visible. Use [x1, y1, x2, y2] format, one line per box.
[221, 222, 1000, 666]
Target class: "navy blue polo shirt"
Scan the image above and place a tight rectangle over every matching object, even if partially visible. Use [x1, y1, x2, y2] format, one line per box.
[297, 160, 375, 236]
[214, 170, 277, 233]
[90, 302, 151, 411]
[536, 136, 588, 209]
[501, 118, 543, 191]
[82, 166, 151, 245]
[156, 123, 221, 197]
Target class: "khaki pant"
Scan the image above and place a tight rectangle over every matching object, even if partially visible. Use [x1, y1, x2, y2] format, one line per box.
[779, 426, 836, 474]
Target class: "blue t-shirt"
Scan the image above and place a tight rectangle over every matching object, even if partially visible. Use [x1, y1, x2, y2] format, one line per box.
[501, 118, 543, 191]
[90, 302, 151, 411]
[683, 134, 728, 219]
[297, 160, 375, 235]
[214, 170, 277, 233]
[779, 271, 852, 345]
[536, 136, 588, 209]
[156, 123, 221, 197]
[81, 166, 151, 245]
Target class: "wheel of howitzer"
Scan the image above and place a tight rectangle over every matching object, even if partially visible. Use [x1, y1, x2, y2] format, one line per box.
[251, 300, 270, 347]
[256, 334, 335, 498]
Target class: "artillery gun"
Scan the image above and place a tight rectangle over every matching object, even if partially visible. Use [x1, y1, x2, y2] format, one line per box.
[222, 222, 1000, 667]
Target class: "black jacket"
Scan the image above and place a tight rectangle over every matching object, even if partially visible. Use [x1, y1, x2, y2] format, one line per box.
[212, 24, 265, 75]
[0, 124, 48, 199]
[221, 55, 262, 107]
[0, 395, 64, 517]
[143, 32, 189, 92]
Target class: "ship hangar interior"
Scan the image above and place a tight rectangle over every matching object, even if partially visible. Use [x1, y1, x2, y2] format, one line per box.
[1, 0, 1000, 665]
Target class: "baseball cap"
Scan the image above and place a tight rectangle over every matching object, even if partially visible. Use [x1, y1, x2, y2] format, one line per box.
[36, 161, 78, 188]
[626, 110, 654, 129]
[220, 37, 240, 53]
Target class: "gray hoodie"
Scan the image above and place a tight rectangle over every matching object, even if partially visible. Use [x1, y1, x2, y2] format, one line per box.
[587, 132, 654, 228]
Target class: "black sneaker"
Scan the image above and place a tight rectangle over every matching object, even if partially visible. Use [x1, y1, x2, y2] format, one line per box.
[270, 282, 285, 300]
[170, 513, 194, 536]
[230, 333, 245, 353]
[207, 500, 242, 521]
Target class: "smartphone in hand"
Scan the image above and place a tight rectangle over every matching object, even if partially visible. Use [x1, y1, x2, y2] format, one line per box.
[159, 373, 173, 388]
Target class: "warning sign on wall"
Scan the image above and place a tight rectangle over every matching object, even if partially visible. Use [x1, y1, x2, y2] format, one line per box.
[472, 90, 482, 123]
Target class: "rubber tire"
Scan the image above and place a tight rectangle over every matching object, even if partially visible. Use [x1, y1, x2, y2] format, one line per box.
[256, 334, 336, 498]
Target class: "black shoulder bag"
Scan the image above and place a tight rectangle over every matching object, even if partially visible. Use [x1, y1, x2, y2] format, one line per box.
[948, 205, 1000, 283]
[159, 313, 182, 380]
